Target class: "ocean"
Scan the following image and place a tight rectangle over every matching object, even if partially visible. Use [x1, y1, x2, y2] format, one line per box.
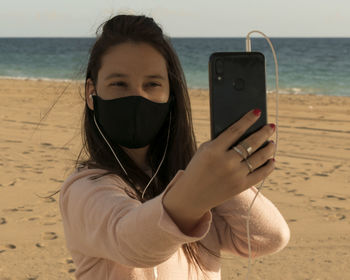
[0, 37, 349, 97]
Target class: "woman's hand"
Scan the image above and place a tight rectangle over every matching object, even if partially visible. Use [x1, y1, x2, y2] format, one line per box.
[168, 109, 276, 218]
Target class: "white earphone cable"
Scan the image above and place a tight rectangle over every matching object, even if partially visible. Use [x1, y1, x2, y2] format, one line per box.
[244, 30, 279, 280]
[92, 103, 172, 280]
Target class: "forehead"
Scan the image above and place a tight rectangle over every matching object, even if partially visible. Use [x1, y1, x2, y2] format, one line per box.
[99, 42, 168, 77]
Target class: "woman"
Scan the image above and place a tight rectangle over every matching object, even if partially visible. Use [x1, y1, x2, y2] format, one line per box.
[59, 14, 290, 279]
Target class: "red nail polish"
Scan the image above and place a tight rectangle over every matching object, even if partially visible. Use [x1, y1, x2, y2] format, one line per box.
[253, 109, 261, 116]
[270, 123, 276, 130]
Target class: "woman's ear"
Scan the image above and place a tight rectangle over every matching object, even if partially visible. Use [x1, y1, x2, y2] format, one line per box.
[85, 79, 95, 111]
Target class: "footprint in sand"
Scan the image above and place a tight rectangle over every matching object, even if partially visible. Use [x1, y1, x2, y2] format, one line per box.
[2, 208, 16, 213]
[5, 244, 16, 249]
[42, 222, 56, 226]
[324, 194, 346, 201]
[4, 139, 22, 143]
[3, 206, 33, 215]
[7, 179, 17, 187]
[42, 231, 58, 240]
[313, 173, 329, 177]
[58, 258, 76, 273]
[18, 207, 33, 212]
[40, 142, 52, 147]
[2, 208, 19, 213]
[35, 243, 44, 248]
[0, 217, 6, 224]
[50, 178, 64, 183]
[42, 197, 56, 203]
[0, 146, 10, 150]
[287, 189, 296, 193]
[45, 214, 56, 218]
[275, 167, 282, 170]
[323, 212, 346, 221]
[15, 164, 31, 170]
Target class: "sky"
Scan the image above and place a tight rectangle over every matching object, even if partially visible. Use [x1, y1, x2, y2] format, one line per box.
[1, 0, 349, 37]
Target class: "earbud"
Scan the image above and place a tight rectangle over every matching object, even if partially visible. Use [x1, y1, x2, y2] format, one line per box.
[88, 93, 96, 111]
[89, 93, 98, 101]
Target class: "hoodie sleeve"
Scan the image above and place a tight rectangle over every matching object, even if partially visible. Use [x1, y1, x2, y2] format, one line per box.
[59, 169, 212, 268]
[212, 185, 290, 258]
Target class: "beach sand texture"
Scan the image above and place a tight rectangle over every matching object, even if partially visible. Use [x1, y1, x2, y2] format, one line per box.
[0, 78, 349, 279]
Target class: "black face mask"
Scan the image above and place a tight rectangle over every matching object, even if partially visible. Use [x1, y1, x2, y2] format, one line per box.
[91, 93, 174, 149]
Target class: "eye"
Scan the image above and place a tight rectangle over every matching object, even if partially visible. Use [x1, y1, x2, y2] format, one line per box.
[148, 82, 160, 87]
[111, 82, 127, 87]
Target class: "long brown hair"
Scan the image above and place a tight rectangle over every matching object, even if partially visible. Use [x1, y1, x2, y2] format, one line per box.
[50, 14, 224, 279]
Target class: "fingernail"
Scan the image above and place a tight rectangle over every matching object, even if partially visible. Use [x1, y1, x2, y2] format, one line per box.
[269, 123, 276, 130]
[253, 109, 261, 116]
[273, 158, 275, 162]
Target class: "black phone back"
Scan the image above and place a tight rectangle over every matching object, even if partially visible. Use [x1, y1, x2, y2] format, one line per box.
[209, 52, 269, 151]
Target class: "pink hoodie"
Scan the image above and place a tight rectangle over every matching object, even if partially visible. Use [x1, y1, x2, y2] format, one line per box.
[59, 167, 290, 279]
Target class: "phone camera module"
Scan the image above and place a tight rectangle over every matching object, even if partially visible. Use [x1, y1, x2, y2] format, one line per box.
[215, 59, 224, 75]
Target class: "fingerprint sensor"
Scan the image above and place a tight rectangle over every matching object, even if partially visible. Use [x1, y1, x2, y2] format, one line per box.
[233, 78, 245, 91]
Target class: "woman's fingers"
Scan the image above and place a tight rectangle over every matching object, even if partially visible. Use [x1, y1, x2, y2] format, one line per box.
[229, 123, 275, 160]
[214, 109, 261, 152]
[246, 158, 275, 187]
[239, 140, 275, 175]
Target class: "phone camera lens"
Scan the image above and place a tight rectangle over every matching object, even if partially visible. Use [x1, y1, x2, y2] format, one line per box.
[215, 59, 224, 75]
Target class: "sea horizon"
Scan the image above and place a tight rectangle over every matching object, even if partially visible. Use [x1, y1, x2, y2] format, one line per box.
[1, 37, 349, 97]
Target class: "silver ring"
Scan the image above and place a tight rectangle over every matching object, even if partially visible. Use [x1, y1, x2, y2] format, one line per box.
[244, 158, 253, 173]
[238, 141, 253, 157]
[233, 146, 247, 160]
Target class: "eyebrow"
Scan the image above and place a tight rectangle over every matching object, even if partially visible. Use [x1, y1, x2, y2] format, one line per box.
[105, 73, 166, 81]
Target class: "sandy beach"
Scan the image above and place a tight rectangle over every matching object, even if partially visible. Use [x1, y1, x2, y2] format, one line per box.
[0, 78, 349, 279]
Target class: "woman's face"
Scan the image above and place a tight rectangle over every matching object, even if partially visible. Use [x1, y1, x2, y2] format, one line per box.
[86, 41, 170, 109]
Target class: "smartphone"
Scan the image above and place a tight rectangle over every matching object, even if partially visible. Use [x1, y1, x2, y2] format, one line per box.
[209, 51, 269, 153]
